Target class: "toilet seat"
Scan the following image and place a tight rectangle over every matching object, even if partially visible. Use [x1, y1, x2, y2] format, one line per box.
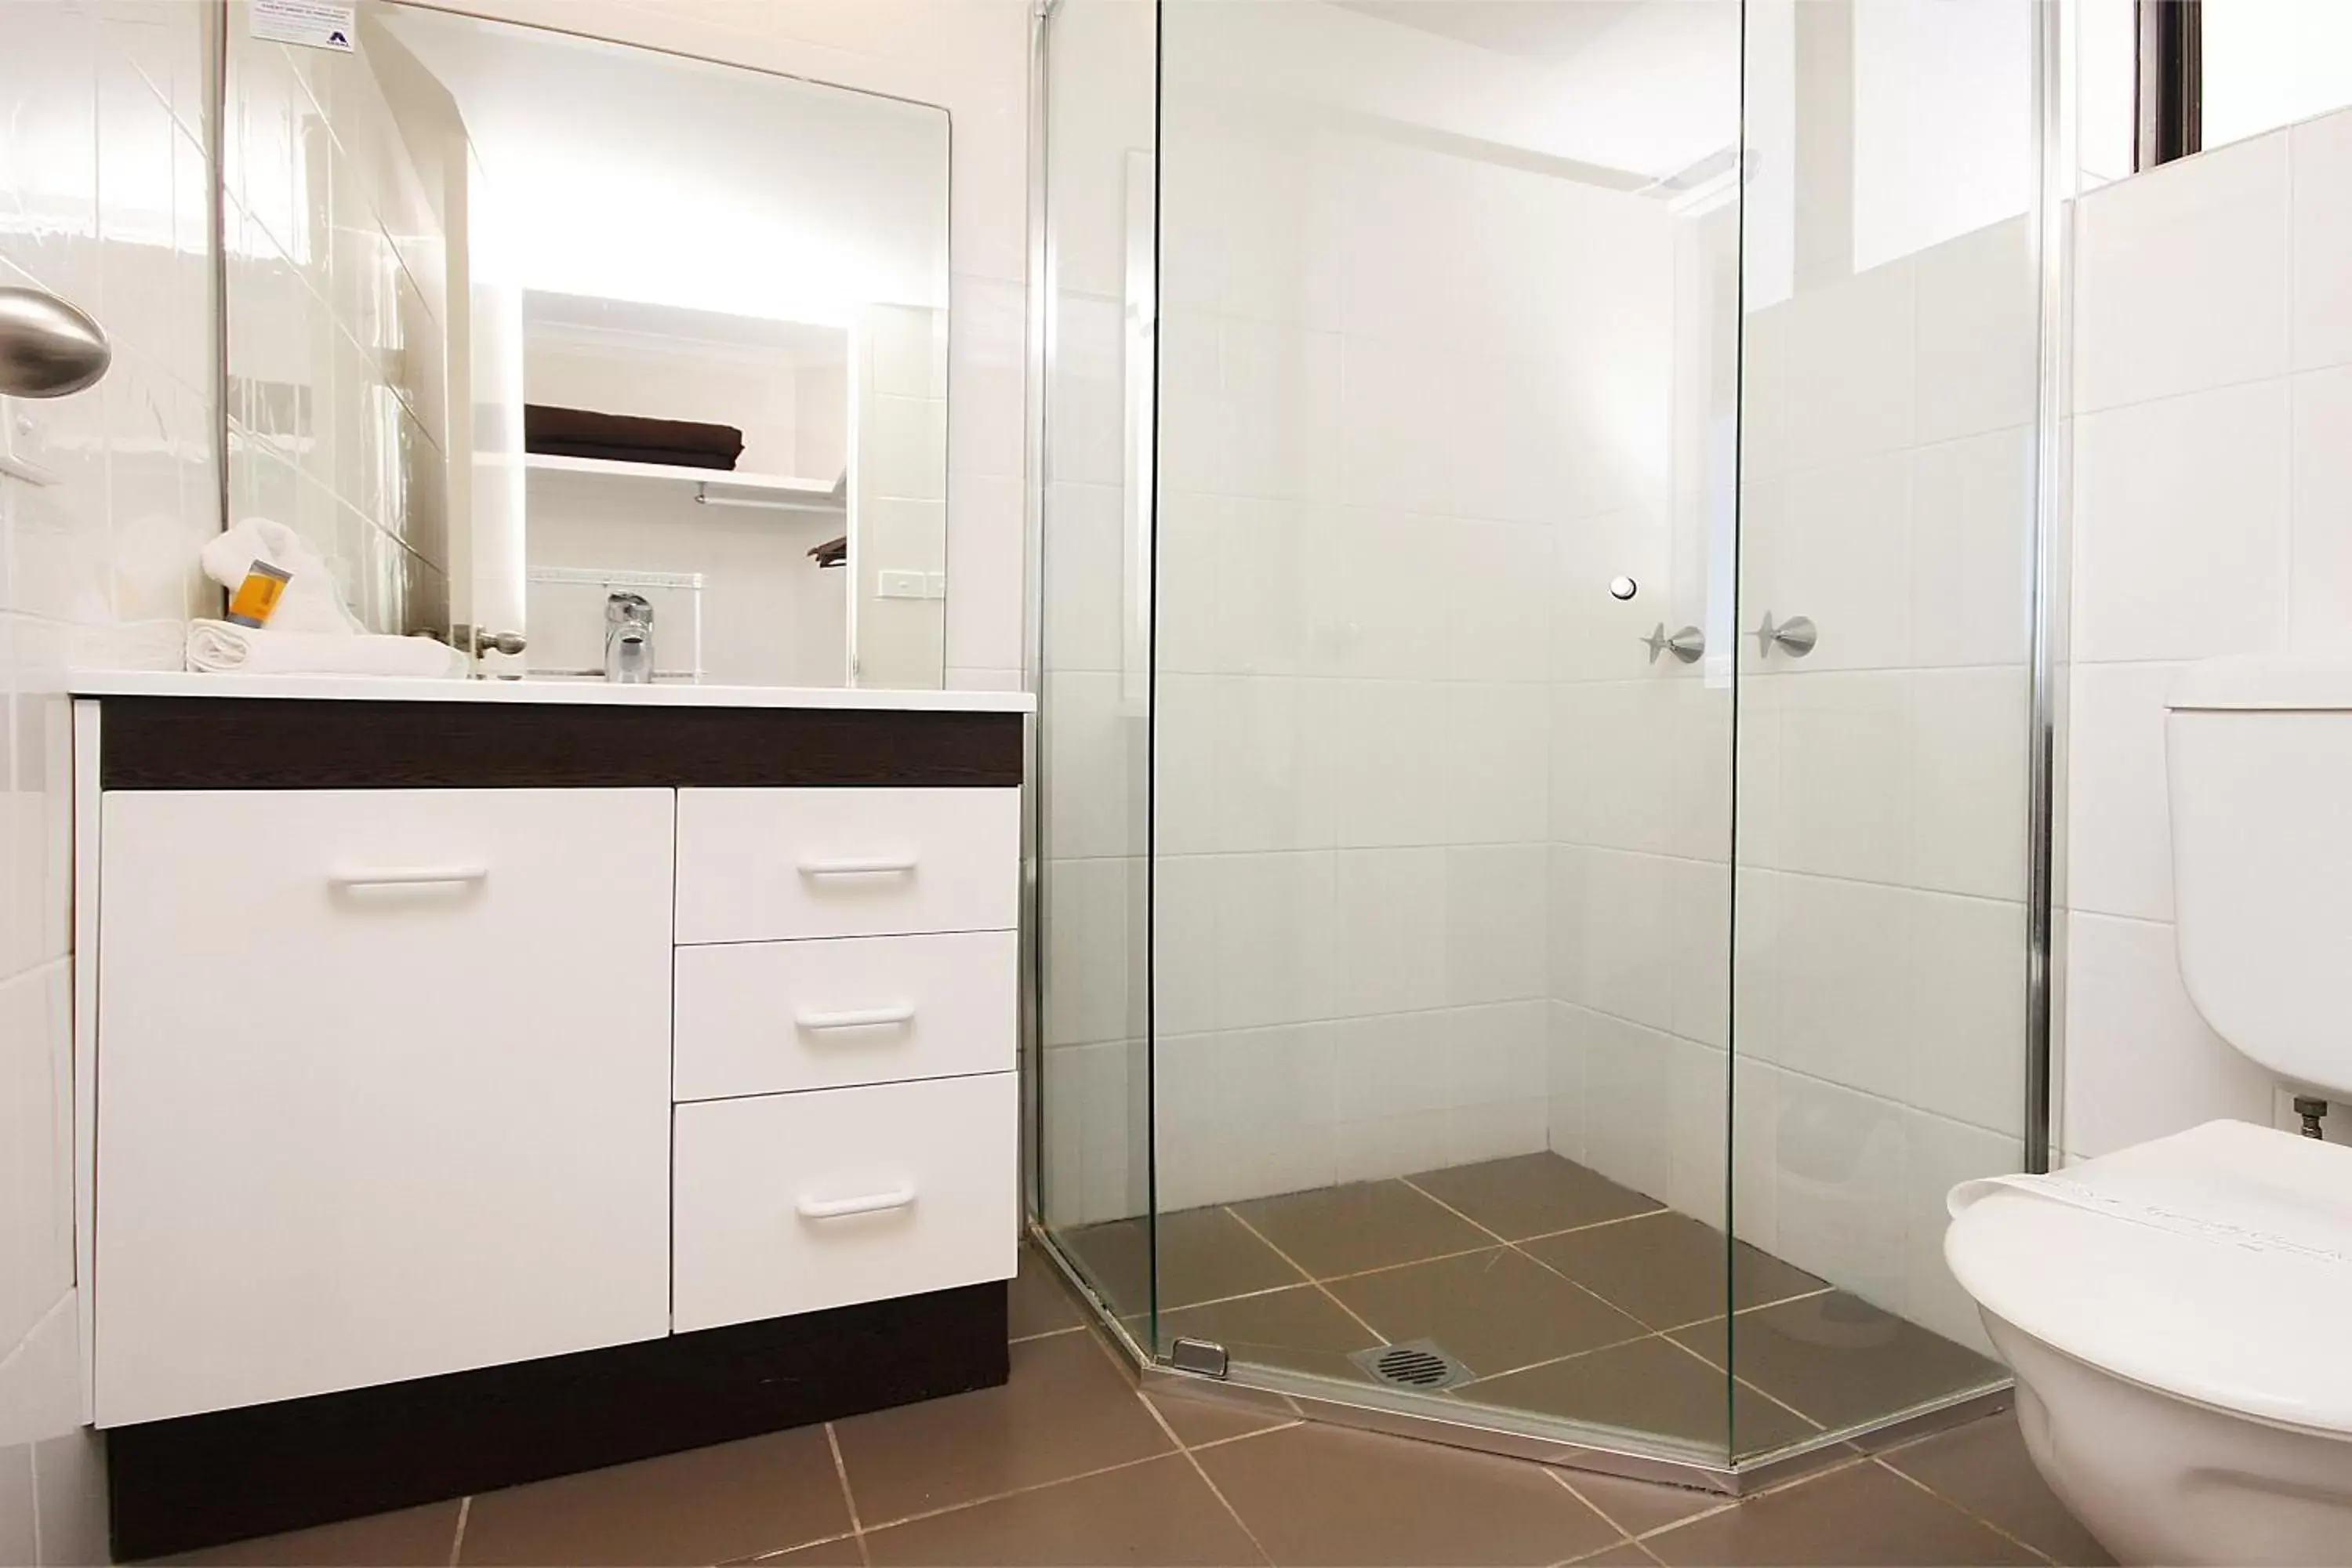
[1945, 1120, 2352, 1437]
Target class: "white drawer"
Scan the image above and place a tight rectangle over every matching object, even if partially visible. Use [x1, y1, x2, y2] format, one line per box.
[672, 1074, 1017, 1332]
[674, 931, 1015, 1102]
[675, 787, 1018, 943]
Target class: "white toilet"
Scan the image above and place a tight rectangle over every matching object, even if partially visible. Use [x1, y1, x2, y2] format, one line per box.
[1945, 653, 2352, 1567]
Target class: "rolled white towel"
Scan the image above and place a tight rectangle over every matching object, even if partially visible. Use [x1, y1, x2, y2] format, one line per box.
[186, 620, 466, 678]
[199, 517, 368, 635]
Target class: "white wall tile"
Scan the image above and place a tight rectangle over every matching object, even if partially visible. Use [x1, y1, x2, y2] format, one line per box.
[2289, 108, 2352, 372]
[2063, 911, 2276, 1159]
[1578, 1008, 1675, 1203]
[1332, 849, 1447, 1019]
[1443, 846, 1548, 1006]
[2067, 660, 2187, 923]
[1900, 1109, 2016, 1356]
[0, 966, 69, 1359]
[2071, 379, 2289, 662]
[1768, 1073, 1909, 1311]
[1908, 426, 2033, 669]
[2288, 364, 2352, 648]
[2073, 126, 2290, 412]
[1915, 215, 2038, 444]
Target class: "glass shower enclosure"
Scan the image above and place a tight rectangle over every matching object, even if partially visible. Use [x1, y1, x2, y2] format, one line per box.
[1033, 0, 2053, 1481]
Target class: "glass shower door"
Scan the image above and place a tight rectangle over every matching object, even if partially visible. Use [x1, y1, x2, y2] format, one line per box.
[1724, 0, 2040, 1460]
[1138, 0, 1751, 1461]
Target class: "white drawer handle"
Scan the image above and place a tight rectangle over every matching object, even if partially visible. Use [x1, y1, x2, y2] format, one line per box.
[796, 1004, 917, 1032]
[797, 856, 916, 877]
[795, 1186, 916, 1220]
[328, 866, 489, 890]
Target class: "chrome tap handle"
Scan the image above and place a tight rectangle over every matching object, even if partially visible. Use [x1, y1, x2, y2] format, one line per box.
[1642, 622, 1706, 665]
[1750, 612, 1817, 659]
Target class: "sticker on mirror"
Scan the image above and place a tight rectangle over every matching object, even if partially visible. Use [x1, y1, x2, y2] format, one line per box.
[252, 0, 356, 53]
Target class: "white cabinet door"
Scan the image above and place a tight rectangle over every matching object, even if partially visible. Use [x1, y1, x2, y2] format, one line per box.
[672, 1074, 1018, 1333]
[93, 788, 675, 1427]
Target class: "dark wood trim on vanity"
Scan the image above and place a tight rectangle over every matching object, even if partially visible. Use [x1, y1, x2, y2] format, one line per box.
[96, 695, 1025, 790]
[107, 1283, 1009, 1562]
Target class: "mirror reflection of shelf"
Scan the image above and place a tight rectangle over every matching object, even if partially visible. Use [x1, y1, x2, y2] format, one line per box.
[523, 564, 706, 683]
[523, 452, 844, 513]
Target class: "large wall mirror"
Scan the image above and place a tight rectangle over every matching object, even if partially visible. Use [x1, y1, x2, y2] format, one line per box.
[223, 0, 952, 687]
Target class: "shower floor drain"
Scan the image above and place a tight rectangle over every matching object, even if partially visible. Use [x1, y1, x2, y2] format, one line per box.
[1350, 1338, 1474, 1390]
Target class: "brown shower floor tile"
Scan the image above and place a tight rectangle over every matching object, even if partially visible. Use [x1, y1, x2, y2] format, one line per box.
[1671, 1293, 2005, 1434]
[1407, 1153, 1664, 1240]
[1522, 1210, 1830, 1330]
[153, 1240, 2092, 1568]
[1325, 1247, 1648, 1377]
[1062, 1204, 1307, 1315]
[1229, 1177, 1495, 1277]
[1468, 1334, 1818, 1454]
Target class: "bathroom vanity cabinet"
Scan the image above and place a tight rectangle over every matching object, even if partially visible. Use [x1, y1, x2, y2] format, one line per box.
[66, 675, 1032, 1559]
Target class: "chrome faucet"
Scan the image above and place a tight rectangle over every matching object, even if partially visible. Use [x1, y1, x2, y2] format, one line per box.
[604, 592, 655, 684]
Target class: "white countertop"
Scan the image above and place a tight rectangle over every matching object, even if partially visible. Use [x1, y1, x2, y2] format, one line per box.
[68, 670, 1035, 714]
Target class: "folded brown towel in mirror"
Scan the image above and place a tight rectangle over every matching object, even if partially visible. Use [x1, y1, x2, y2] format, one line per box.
[525, 404, 746, 470]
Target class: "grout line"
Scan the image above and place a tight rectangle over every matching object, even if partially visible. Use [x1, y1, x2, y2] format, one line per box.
[1218, 1206, 1389, 1343]
[749, 1530, 862, 1565]
[446, 1494, 470, 1568]
[1385, 1178, 1671, 1346]
[1870, 1454, 2063, 1568]
[1502, 1205, 1675, 1246]
[850, 1447, 1188, 1537]
[1544, 1468, 1641, 1546]
[1134, 1381, 1278, 1566]
[1648, 1330, 1827, 1436]
[1648, 1285, 1837, 1339]
[1008, 1323, 1091, 1344]
[1181, 1417, 1306, 1452]
[821, 1421, 872, 1568]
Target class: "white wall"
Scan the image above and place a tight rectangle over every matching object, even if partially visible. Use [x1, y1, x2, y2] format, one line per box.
[2063, 104, 2352, 1160]
[393, 0, 1032, 691]
[1, 3, 218, 1560]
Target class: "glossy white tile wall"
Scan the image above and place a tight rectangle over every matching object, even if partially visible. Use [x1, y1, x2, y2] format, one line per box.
[1, 2, 216, 1557]
[1714, 211, 2039, 1358]
[2062, 104, 2352, 1160]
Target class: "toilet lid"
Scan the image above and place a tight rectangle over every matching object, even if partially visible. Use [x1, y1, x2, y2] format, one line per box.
[1946, 1120, 2352, 1436]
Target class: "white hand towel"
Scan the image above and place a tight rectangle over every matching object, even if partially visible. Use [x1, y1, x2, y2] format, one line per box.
[186, 620, 466, 678]
[198, 517, 368, 635]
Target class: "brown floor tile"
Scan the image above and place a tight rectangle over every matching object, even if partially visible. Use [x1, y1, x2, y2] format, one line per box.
[1570, 1544, 1663, 1567]
[1149, 1283, 1379, 1384]
[833, 1330, 1171, 1526]
[1668, 1294, 2002, 1438]
[458, 1428, 849, 1566]
[1471, 1336, 1815, 1455]
[1556, 1472, 1730, 1540]
[1406, 1155, 1664, 1241]
[1062, 1207, 1308, 1314]
[1229, 1180, 1494, 1278]
[1145, 1388, 1301, 1448]
[1642, 1460, 2040, 1566]
[1327, 1248, 1647, 1377]
[1882, 1417, 2114, 1566]
[1522, 1214, 1827, 1331]
[1195, 1422, 1619, 1567]
[1011, 1243, 1087, 1339]
[158, 1502, 461, 1566]
[861, 1453, 1262, 1566]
